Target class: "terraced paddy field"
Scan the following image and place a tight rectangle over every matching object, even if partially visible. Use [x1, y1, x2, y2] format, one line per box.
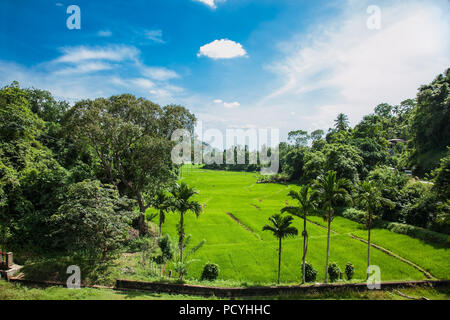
[159, 166, 449, 284]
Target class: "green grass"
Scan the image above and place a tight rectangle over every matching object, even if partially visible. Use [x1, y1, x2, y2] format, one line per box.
[0, 281, 207, 300]
[153, 167, 447, 284]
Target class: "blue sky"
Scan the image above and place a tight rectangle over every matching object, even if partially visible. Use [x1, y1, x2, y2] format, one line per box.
[1, 0, 449, 143]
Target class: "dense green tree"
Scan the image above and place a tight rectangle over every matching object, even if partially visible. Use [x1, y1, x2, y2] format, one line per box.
[302, 151, 326, 183]
[63, 94, 196, 234]
[322, 143, 363, 182]
[313, 171, 352, 283]
[262, 214, 298, 284]
[410, 69, 450, 174]
[51, 180, 136, 261]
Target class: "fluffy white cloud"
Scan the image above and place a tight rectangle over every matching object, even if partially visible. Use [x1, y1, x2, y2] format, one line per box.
[54, 62, 113, 75]
[142, 67, 179, 81]
[213, 99, 240, 109]
[193, 0, 220, 9]
[198, 39, 247, 59]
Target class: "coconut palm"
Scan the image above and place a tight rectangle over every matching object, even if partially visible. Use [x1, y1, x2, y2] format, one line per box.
[281, 185, 318, 283]
[153, 190, 172, 235]
[313, 170, 352, 283]
[357, 179, 394, 279]
[169, 182, 203, 280]
[334, 113, 349, 131]
[262, 214, 298, 284]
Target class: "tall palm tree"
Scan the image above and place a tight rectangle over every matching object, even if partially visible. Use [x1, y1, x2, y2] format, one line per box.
[153, 190, 172, 235]
[169, 182, 203, 280]
[357, 179, 394, 279]
[281, 185, 318, 283]
[334, 113, 349, 131]
[313, 170, 352, 283]
[262, 214, 298, 284]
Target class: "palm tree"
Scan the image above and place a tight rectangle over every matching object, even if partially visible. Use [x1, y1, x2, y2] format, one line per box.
[153, 190, 172, 235]
[313, 170, 352, 283]
[169, 182, 203, 280]
[281, 185, 318, 284]
[357, 179, 394, 279]
[262, 214, 298, 284]
[334, 113, 349, 131]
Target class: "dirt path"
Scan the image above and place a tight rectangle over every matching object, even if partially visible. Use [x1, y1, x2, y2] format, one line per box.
[226, 212, 262, 240]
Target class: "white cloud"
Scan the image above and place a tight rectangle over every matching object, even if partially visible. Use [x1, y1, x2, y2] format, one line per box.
[145, 29, 165, 43]
[263, 0, 450, 130]
[56, 45, 139, 63]
[223, 101, 240, 109]
[198, 39, 247, 59]
[130, 78, 155, 89]
[54, 62, 113, 75]
[98, 30, 112, 37]
[213, 99, 240, 109]
[193, 0, 220, 9]
[142, 67, 179, 81]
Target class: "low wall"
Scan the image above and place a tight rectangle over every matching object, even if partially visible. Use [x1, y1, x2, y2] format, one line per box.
[114, 279, 450, 298]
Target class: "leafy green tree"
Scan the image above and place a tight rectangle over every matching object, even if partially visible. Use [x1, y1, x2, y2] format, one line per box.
[323, 143, 363, 182]
[410, 69, 450, 174]
[302, 151, 326, 183]
[169, 182, 203, 280]
[51, 180, 136, 262]
[262, 214, 298, 284]
[313, 170, 352, 283]
[288, 130, 310, 147]
[281, 185, 318, 283]
[63, 94, 196, 234]
[356, 179, 394, 279]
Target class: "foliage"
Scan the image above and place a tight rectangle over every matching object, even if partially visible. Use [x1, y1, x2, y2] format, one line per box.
[345, 263, 355, 280]
[327, 262, 341, 282]
[303, 262, 318, 283]
[51, 179, 136, 261]
[201, 263, 220, 281]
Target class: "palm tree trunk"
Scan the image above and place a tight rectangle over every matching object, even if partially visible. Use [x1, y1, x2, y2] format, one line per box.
[367, 214, 371, 280]
[278, 238, 282, 284]
[302, 217, 307, 284]
[179, 212, 184, 280]
[324, 216, 331, 283]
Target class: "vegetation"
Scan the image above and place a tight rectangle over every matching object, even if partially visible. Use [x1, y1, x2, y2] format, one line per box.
[0, 68, 448, 300]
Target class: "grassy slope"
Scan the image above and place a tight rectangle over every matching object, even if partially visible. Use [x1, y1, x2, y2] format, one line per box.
[157, 167, 447, 284]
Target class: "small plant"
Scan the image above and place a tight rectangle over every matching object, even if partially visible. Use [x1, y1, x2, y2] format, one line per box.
[345, 262, 355, 280]
[201, 263, 220, 281]
[303, 261, 318, 282]
[327, 262, 341, 282]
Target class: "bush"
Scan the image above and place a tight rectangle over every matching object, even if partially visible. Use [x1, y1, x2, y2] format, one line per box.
[201, 263, 219, 281]
[303, 262, 318, 283]
[385, 222, 448, 244]
[341, 208, 367, 224]
[345, 263, 355, 280]
[328, 262, 341, 282]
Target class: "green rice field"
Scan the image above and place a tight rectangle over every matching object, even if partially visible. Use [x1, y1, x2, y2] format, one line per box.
[156, 166, 449, 284]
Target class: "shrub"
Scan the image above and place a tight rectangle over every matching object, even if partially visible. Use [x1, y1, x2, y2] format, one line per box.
[201, 263, 219, 281]
[303, 262, 318, 283]
[345, 262, 355, 280]
[327, 262, 341, 282]
[385, 222, 448, 244]
[341, 208, 367, 224]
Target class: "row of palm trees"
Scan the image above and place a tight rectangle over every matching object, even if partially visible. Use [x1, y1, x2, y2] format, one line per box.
[263, 170, 393, 284]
